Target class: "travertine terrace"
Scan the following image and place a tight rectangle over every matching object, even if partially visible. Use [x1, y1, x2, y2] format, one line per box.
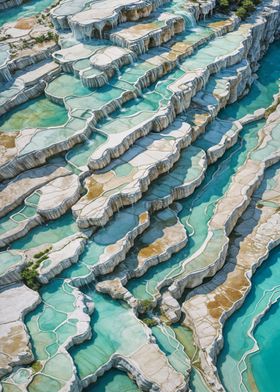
[0, 0, 280, 391]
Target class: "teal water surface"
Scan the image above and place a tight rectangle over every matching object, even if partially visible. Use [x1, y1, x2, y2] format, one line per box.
[126, 119, 264, 300]
[83, 369, 140, 392]
[220, 40, 280, 120]
[218, 244, 280, 392]
[0, 0, 55, 27]
[0, 96, 68, 132]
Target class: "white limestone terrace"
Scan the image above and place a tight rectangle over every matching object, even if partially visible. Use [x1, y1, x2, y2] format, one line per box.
[0, 1, 279, 392]
[72, 120, 191, 228]
[70, 56, 256, 227]
[0, 59, 60, 116]
[0, 174, 81, 248]
[182, 145, 280, 392]
[0, 16, 251, 182]
[96, 206, 188, 303]
[51, 0, 170, 33]
[63, 145, 206, 289]
[97, 47, 280, 310]
[107, 12, 185, 55]
[53, 42, 136, 88]
[50, 16, 236, 111]
[0, 161, 72, 217]
[67, 289, 187, 392]
[167, 105, 280, 301]
[51, 0, 217, 39]
[0, 283, 40, 377]
[1, 279, 93, 392]
[53, 13, 236, 83]
[85, 24, 257, 171]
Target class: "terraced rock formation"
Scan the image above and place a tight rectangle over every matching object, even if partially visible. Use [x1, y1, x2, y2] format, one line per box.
[0, 0, 280, 392]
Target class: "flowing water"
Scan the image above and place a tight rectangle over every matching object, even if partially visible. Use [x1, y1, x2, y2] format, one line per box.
[1, 2, 280, 391]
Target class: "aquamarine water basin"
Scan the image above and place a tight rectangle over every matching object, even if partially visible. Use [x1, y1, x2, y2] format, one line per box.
[218, 242, 280, 392]
[0, 96, 68, 132]
[70, 287, 148, 381]
[0, 0, 55, 27]
[83, 369, 140, 392]
[126, 119, 264, 300]
[10, 212, 78, 250]
[220, 40, 280, 120]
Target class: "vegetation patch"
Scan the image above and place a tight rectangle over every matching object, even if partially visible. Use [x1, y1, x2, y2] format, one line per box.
[34, 31, 59, 44]
[31, 361, 43, 373]
[142, 318, 158, 327]
[21, 247, 52, 290]
[138, 299, 154, 313]
[217, 0, 261, 20]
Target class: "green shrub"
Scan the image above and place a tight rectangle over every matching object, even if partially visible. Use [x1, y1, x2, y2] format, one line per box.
[219, 0, 230, 9]
[139, 299, 154, 312]
[21, 265, 40, 291]
[243, 0, 255, 12]
[21, 247, 51, 290]
[142, 318, 158, 327]
[31, 361, 43, 373]
[236, 6, 248, 19]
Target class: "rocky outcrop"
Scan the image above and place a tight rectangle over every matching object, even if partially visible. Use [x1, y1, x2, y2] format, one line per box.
[0, 283, 40, 377]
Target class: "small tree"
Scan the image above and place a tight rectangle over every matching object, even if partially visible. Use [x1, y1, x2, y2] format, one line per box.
[243, 0, 255, 12]
[219, 0, 229, 9]
[236, 6, 248, 19]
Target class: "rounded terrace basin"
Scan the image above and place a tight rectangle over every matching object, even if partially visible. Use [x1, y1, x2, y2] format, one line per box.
[46, 74, 93, 101]
[0, 96, 68, 132]
[83, 369, 140, 392]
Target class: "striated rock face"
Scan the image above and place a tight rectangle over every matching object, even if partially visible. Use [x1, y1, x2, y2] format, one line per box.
[52, 0, 171, 37]
[0, 283, 40, 377]
[168, 105, 280, 301]
[0, 0, 23, 10]
[1, 0, 280, 391]
[0, 174, 81, 248]
[0, 162, 71, 217]
[182, 136, 280, 392]
[37, 174, 81, 220]
[108, 12, 185, 55]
